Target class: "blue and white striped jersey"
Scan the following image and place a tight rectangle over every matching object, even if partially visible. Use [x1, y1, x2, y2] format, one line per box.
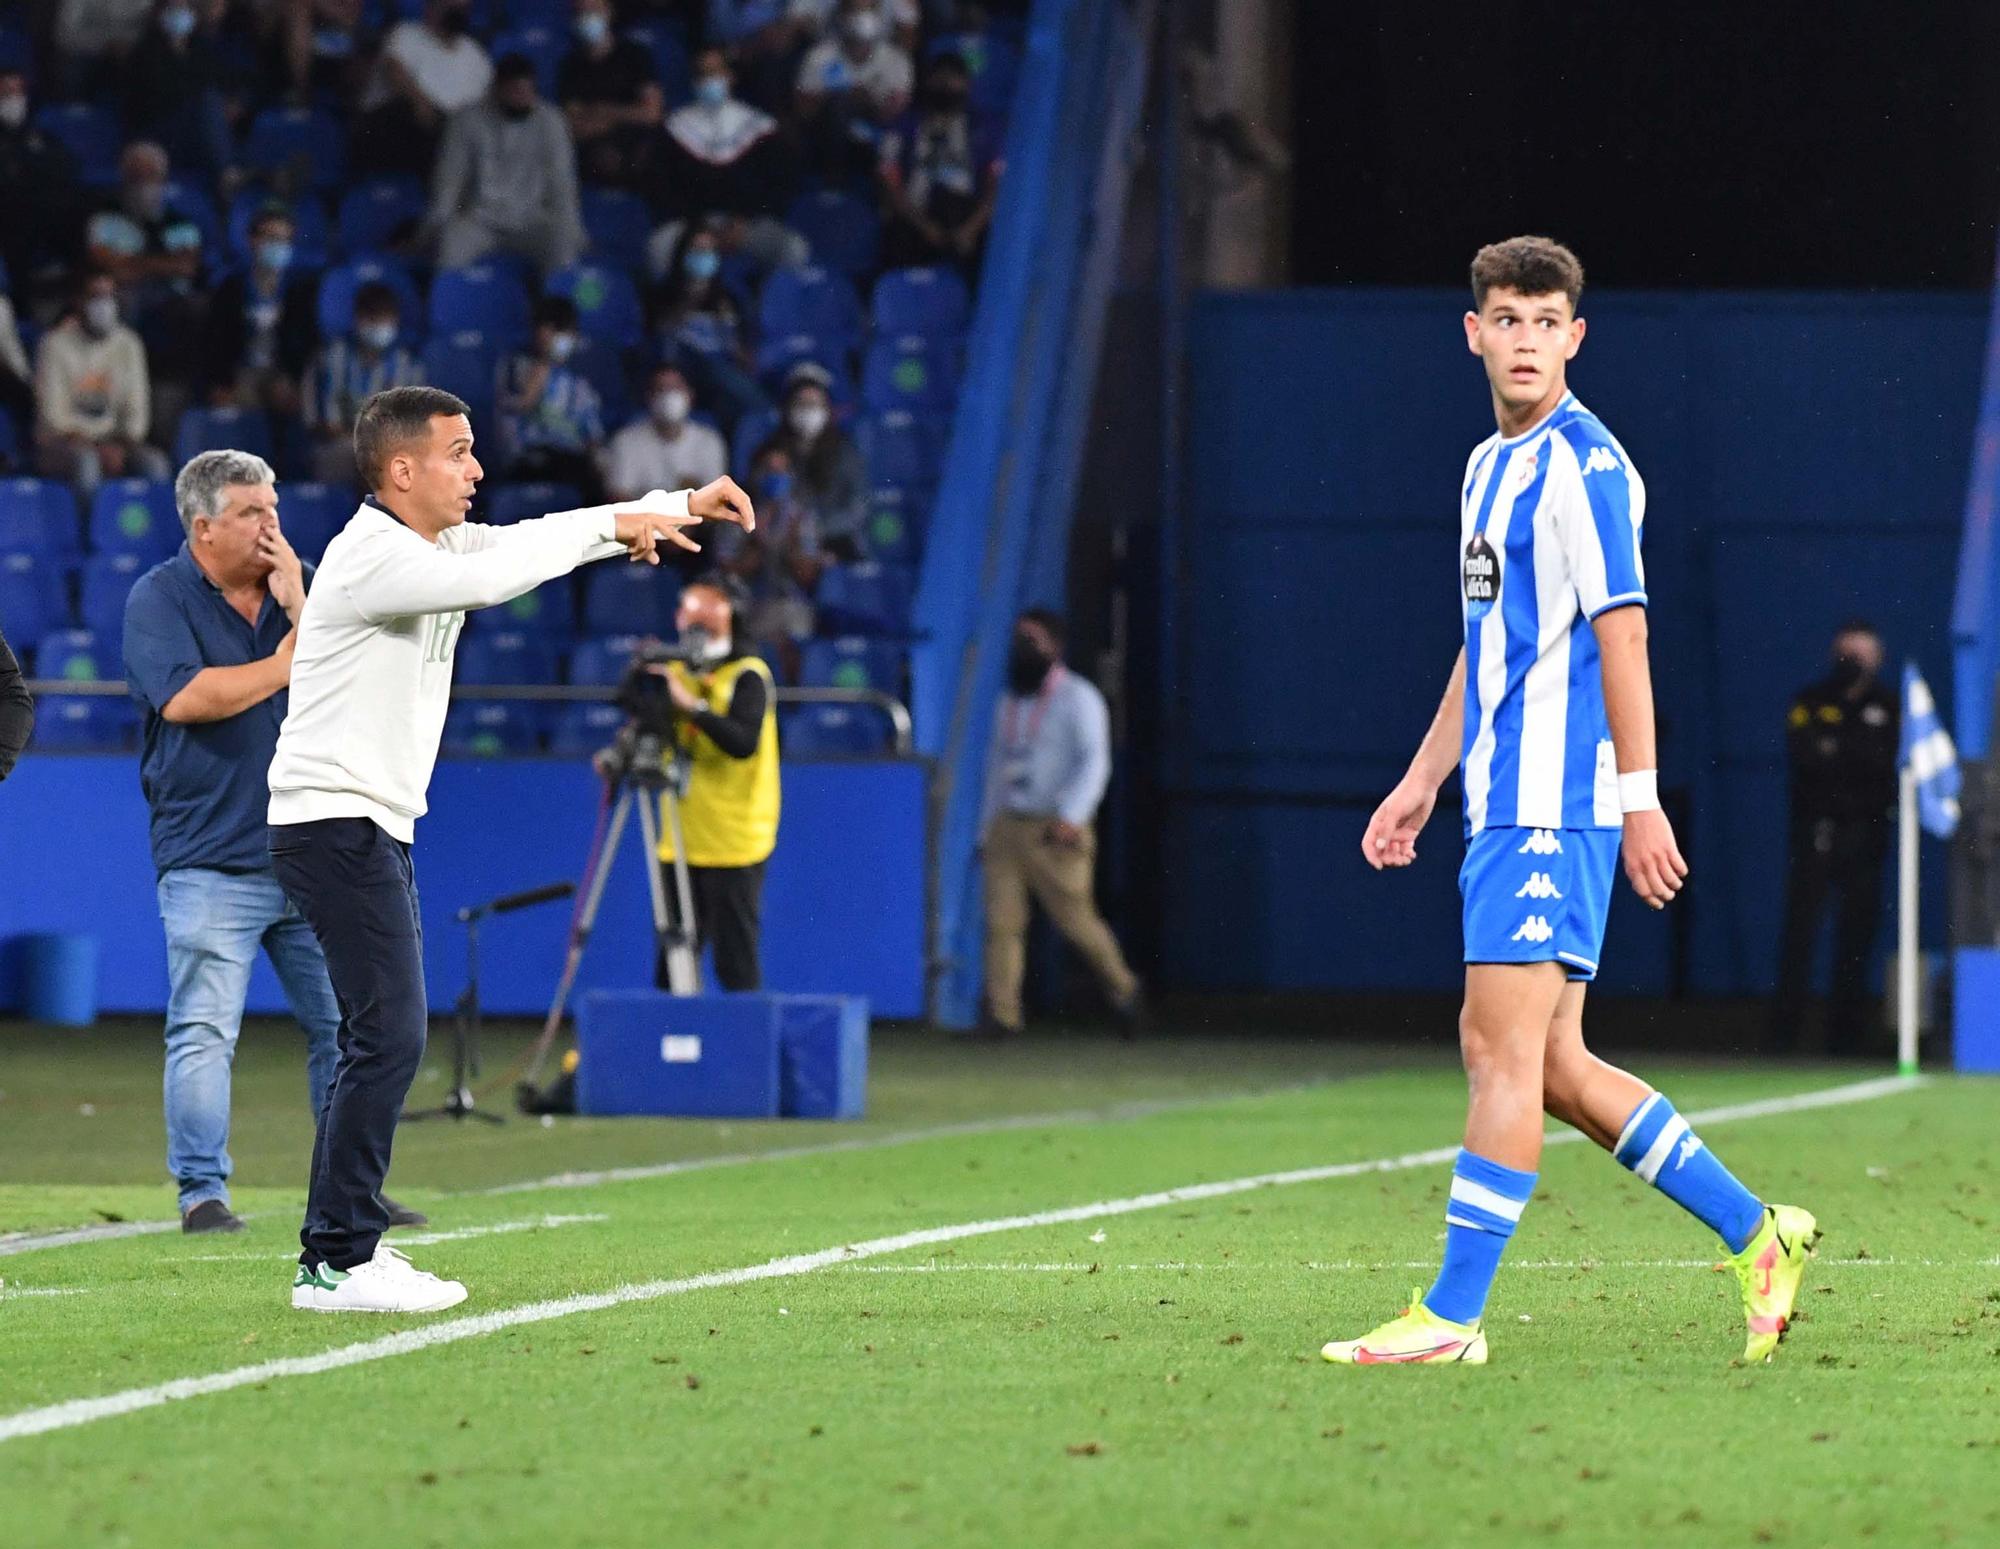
[1458, 392, 1646, 835]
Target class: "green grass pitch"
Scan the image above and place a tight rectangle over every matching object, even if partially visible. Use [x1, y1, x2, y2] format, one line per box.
[1, 1017, 1996, 1548]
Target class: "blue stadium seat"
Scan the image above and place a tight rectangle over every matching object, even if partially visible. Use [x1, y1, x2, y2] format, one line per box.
[786, 190, 880, 280]
[871, 267, 971, 340]
[242, 107, 347, 192]
[456, 627, 559, 685]
[621, 22, 691, 106]
[860, 487, 926, 565]
[732, 407, 783, 482]
[32, 103, 119, 184]
[174, 407, 275, 469]
[862, 337, 962, 414]
[278, 481, 355, 561]
[782, 703, 891, 757]
[581, 188, 653, 276]
[484, 482, 582, 527]
[568, 632, 646, 685]
[421, 330, 502, 426]
[336, 177, 428, 256]
[80, 552, 148, 649]
[489, 26, 565, 95]
[226, 190, 331, 270]
[547, 699, 629, 756]
[486, 577, 576, 638]
[316, 256, 424, 343]
[440, 700, 541, 757]
[30, 694, 135, 751]
[546, 262, 643, 351]
[161, 179, 224, 254]
[503, 0, 574, 28]
[0, 549, 62, 645]
[759, 266, 863, 350]
[87, 480, 179, 561]
[430, 265, 533, 347]
[814, 562, 913, 636]
[582, 563, 678, 636]
[858, 410, 943, 495]
[571, 335, 634, 428]
[800, 636, 904, 694]
[0, 479, 80, 559]
[35, 628, 109, 682]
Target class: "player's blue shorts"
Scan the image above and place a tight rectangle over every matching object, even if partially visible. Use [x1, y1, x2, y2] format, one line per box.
[1460, 827, 1621, 982]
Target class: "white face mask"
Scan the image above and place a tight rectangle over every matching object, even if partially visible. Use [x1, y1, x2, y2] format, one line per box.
[358, 321, 398, 351]
[842, 11, 883, 46]
[788, 403, 830, 440]
[83, 296, 119, 335]
[0, 96, 27, 130]
[653, 389, 691, 424]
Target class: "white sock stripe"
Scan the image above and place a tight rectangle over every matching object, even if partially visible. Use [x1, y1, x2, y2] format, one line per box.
[1443, 1214, 1495, 1232]
[1612, 1092, 1662, 1159]
[1448, 1175, 1529, 1222]
[1635, 1115, 1690, 1184]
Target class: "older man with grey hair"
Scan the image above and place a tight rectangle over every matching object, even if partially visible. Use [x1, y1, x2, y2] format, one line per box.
[121, 451, 424, 1234]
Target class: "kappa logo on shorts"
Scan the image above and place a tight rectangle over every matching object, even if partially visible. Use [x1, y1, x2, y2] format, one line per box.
[1582, 446, 1621, 476]
[1510, 916, 1554, 944]
[1515, 872, 1563, 900]
[1517, 830, 1563, 856]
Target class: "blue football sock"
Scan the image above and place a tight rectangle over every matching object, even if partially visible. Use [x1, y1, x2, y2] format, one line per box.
[1612, 1092, 1766, 1254]
[1422, 1149, 1537, 1326]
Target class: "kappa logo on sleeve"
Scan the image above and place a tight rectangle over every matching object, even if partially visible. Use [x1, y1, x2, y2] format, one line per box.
[1582, 446, 1621, 476]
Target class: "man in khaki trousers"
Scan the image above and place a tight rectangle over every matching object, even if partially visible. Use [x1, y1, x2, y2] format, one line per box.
[975, 609, 1143, 1038]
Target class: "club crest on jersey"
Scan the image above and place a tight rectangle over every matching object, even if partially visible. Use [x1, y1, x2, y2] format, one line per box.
[1463, 534, 1499, 622]
[1511, 452, 1539, 489]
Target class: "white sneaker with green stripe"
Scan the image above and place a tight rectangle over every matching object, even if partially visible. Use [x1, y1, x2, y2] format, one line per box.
[291, 1242, 468, 1313]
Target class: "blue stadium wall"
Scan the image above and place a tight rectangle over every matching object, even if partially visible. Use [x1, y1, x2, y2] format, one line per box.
[0, 757, 926, 1019]
[1161, 287, 1983, 996]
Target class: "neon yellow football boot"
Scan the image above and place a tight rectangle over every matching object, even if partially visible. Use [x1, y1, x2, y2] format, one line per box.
[1321, 1288, 1488, 1365]
[1730, 1203, 1821, 1363]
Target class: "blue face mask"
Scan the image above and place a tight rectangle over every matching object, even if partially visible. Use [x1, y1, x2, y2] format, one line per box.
[574, 12, 609, 46]
[162, 6, 197, 41]
[256, 239, 293, 272]
[684, 248, 720, 282]
[694, 76, 729, 108]
[358, 321, 398, 351]
[548, 332, 577, 363]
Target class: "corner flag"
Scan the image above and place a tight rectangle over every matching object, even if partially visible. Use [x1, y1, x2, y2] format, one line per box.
[1900, 663, 1960, 840]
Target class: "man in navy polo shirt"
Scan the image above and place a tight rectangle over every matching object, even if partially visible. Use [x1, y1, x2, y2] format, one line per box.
[123, 450, 424, 1235]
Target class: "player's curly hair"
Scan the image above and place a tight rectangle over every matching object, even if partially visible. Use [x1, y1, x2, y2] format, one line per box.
[1470, 236, 1584, 310]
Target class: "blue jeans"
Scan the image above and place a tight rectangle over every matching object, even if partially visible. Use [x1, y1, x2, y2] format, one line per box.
[158, 868, 343, 1213]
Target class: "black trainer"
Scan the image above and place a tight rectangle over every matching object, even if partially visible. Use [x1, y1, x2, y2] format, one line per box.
[381, 1194, 429, 1229]
[181, 1199, 245, 1234]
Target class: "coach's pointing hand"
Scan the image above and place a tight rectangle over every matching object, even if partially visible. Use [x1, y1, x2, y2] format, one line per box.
[688, 475, 755, 533]
[615, 491, 705, 564]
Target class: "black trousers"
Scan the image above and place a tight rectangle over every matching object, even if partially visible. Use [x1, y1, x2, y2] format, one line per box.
[270, 817, 426, 1269]
[1770, 814, 1889, 1054]
[658, 860, 766, 992]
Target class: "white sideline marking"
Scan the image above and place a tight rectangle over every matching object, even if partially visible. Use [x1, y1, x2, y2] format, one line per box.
[187, 1215, 610, 1263]
[840, 1255, 1996, 1274]
[0, 1074, 1922, 1445]
[0, 1286, 95, 1298]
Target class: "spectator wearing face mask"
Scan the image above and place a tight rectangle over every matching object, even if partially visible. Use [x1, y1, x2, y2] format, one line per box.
[54, 0, 158, 92]
[789, 0, 918, 52]
[428, 53, 587, 275]
[281, 0, 370, 103]
[558, 0, 664, 188]
[659, 49, 791, 224]
[754, 363, 866, 554]
[304, 282, 424, 485]
[200, 206, 320, 425]
[125, 0, 247, 186]
[652, 221, 771, 432]
[356, 0, 494, 176]
[36, 271, 172, 499]
[501, 295, 607, 496]
[713, 442, 825, 675]
[602, 365, 728, 504]
[795, 0, 913, 178]
[880, 51, 1003, 271]
[0, 71, 82, 288]
[84, 141, 207, 320]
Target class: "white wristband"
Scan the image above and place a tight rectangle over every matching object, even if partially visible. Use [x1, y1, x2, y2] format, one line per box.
[1618, 770, 1661, 814]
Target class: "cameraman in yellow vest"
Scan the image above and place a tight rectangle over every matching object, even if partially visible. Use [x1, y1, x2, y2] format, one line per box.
[650, 576, 781, 989]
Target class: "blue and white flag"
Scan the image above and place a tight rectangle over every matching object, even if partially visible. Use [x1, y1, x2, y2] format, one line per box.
[1901, 664, 1960, 839]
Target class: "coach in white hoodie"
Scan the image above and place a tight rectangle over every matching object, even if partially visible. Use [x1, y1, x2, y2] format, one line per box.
[271, 384, 751, 1313]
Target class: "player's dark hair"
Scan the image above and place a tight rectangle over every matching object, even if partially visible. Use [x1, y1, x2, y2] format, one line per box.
[353, 385, 472, 492]
[1470, 236, 1585, 311]
[1018, 607, 1067, 651]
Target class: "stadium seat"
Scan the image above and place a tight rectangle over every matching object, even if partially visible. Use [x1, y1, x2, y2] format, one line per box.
[430, 264, 533, 347]
[800, 636, 904, 695]
[79, 552, 148, 650]
[582, 563, 678, 636]
[782, 702, 891, 757]
[547, 699, 629, 756]
[30, 694, 135, 751]
[87, 480, 179, 562]
[546, 262, 644, 352]
[860, 487, 926, 565]
[456, 627, 559, 685]
[732, 407, 783, 482]
[786, 190, 881, 280]
[421, 330, 502, 426]
[174, 407, 275, 469]
[571, 335, 634, 428]
[581, 188, 653, 275]
[226, 190, 331, 270]
[0, 549, 62, 645]
[862, 337, 962, 414]
[316, 256, 424, 343]
[161, 179, 224, 254]
[489, 26, 565, 95]
[336, 177, 428, 256]
[871, 267, 971, 340]
[278, 482, 355, 561]
[858, 410, 943, 495]
[32, 103, 119, 184]
[484, 482, 582, 527]
[568, 633, 646, 686]
[440, 700, 541, 757]
[814, 562, 914, 637]
[242, 106, 347, 192]
[35, 628, 109, 682]
[502, 0, 574, 28]
[621, 22, 692, 105]
[759, 266, 864, 351]
[0, 478, 81, 559]
[485, 576, 576, 639]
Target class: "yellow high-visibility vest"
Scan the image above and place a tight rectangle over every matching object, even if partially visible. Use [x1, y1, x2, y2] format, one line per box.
[656, 656, 780, 868]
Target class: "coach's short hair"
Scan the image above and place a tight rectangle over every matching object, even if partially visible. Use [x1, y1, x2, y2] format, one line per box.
[174, 449, 277, 535]
[1470, 236, 1584, 311]
[353, 385, 472, 492]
